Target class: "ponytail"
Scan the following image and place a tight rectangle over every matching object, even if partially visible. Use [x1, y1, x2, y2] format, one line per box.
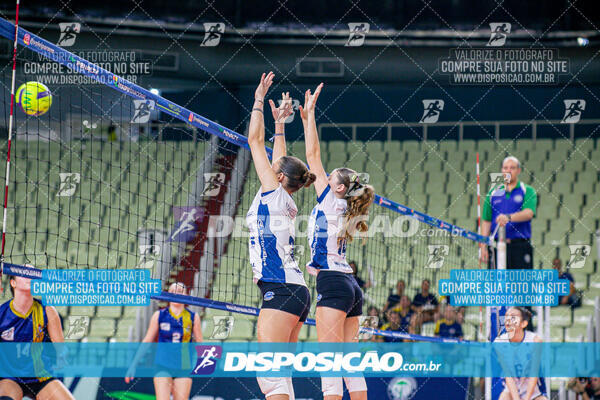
[276, 156, 315, 192]
[302, 170, 317, 187]
[333, 168, 375, 245]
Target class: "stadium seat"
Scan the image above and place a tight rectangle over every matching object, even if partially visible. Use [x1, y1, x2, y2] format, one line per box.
[564, 325, 587, 342]
[71, 306, 96, 317]
[96, 306, 123, 318]
[549, 326, 564, 342]
[549, 310, 572, 327]
[227, 318, 255, 341]
[89, 318, 116, 337]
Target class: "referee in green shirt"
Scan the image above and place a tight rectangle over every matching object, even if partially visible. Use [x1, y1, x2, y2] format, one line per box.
[480, 156, 538, 269]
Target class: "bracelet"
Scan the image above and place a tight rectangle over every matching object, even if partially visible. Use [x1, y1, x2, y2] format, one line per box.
[268, 133, 284, 142]
[252, 108, 263, 114]
[254, 98, 264, 103]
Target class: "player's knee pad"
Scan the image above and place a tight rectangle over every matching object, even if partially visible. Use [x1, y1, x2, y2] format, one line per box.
[322, 377, 343, 397]
[257, 377, 289, 398]
[344, 376, 367, 393]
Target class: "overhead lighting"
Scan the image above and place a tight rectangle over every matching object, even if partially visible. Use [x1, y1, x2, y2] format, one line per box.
[149, 88, 161, 96]
[577, 37, 589, 46]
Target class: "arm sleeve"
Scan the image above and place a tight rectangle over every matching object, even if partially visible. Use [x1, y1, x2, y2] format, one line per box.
[482, 192, 492, 221]
[522, 185, 537, 215]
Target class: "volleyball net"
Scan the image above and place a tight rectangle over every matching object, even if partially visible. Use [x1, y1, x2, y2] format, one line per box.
[0, 18, 490, 342]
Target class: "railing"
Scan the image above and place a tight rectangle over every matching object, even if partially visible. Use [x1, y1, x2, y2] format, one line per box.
[318, 119, 600, 142]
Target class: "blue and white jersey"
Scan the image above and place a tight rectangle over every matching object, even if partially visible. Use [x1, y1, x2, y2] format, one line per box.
[495, 330, 546, 399]
[246, 184, 306, 286]
[307, 185, 353, 274]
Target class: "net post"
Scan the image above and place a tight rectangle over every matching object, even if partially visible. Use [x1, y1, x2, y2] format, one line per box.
[497, 226, 506, 270]
[486, 226, 506, 400]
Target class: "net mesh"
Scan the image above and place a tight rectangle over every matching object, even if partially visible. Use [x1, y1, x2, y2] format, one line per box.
[0, 28, 483, 341]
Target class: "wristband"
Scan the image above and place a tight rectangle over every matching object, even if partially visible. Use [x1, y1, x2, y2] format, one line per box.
[268, 133, 284, 142]
[252, 108, 263, 114]
[507, 214, 512, 221]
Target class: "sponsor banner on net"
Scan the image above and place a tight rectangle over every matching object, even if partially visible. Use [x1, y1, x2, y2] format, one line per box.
[0, 342, 598, 378]
[29, 269, 162, 306]
[439, 269, 570, 306]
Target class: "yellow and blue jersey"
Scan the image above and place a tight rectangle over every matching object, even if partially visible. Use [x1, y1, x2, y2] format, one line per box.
[0, 299, 52, 383]
[158, 307, 194, 343]
[155, 307, 196, 371]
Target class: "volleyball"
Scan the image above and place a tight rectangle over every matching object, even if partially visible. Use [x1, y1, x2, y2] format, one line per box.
[15, 81, 52, 116]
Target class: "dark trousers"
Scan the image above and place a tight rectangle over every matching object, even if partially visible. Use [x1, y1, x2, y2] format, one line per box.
[488, 239, 533, 269]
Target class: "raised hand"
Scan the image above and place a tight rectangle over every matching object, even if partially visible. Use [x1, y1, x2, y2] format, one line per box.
[298, 82, 323, 120]
[269, 92, 293, 124]
[254, 71, 275, 101]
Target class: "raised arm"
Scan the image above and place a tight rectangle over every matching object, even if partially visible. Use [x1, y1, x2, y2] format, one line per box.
[299, 83, 328, 196]
[268, 92, 293, 161]
[248, 72, 280, 193]
[125, 311, 159, 383]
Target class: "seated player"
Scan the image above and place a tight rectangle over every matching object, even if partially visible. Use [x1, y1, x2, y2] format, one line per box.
[0, 274, 74, 400]
[125, 282, 202, 400]
[494, 306, 547, 400]
[434, 305, 463, 340]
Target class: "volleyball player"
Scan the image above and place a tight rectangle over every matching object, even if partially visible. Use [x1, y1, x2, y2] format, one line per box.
[301, 83, 375, 400]
[247, 72, 315, 400]
[125, 282, 202, 400]
[494, 306, 547, 400]
[0, 274, 74, 400]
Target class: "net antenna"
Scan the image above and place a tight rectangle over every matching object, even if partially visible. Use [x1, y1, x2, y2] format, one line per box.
[0, 0, 21, 289]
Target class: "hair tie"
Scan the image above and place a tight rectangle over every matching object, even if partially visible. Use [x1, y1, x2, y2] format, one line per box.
[345, 173, 370, 198]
